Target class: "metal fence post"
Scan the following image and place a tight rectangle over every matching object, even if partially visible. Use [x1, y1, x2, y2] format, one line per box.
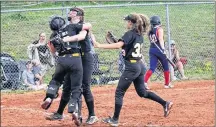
[66, 8, 69, 25]
[62, 2, 64, 16]
[165, 4, 173, 79]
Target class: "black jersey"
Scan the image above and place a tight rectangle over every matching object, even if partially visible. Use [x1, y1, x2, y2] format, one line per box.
[50, 23, 83, 54]
[149, 26, 162, 49]
[121, 29, 143, 61]
[77, 22, 93, 53]
[63, 23, 83, 50]
[79, 31, 93, 53]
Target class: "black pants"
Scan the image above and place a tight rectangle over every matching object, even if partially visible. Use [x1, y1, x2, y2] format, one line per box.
[82, 52, 94, 102]
[61, 52, 94, 116]
[50, 54, 83, 113]
[115, 60, 147, 106]
[113, 60, 166, 120]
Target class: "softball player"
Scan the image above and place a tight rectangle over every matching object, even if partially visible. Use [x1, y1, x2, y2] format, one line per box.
[94, 13, 173, 126]
[144, 15, 173, 89]
[41, 16, 91, 126]
[79, 31, 99, 124]
[46, 7, 98, 125]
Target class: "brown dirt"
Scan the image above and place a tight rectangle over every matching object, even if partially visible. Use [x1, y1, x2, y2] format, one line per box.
[1, 80, 215, 127]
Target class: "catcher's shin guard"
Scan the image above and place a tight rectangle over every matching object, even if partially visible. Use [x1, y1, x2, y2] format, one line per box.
[42, 80, 61, 110]
[46, 80, 61, 99]
[68, 99, 78, 113]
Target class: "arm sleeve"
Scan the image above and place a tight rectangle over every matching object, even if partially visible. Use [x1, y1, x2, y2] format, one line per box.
[75, 23, 83, 33]
[119, 31, 133, 45]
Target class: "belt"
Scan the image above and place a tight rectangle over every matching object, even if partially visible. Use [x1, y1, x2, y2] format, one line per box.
[60, 53, 80, 57]
[129, 60, 137, 63]
[127, 59, 140, 63]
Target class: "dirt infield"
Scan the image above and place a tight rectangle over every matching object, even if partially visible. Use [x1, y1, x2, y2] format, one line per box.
[1, 80, 215, 127]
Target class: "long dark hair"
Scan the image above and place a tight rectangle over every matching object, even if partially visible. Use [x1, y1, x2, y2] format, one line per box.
[128, 13, 150, 35]
[139, 14, 150, 35]
[70, 7, 85, 23]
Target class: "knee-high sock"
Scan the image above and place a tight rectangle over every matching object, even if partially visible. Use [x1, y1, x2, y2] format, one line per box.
[57, 99, 68, 115]
[144, 70, 153, 83]
[164, 71, 170, 85]
[86, 100, 95, 116]
[113, 103, 122, 121]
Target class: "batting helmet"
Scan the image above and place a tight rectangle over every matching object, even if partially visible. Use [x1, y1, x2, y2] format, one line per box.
[150, 15, 161, 25]
[49, 16, 66, 31]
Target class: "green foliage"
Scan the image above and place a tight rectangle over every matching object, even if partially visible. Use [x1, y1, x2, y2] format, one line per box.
[1, 3, 214, 80]
[8, 13, 29, 21]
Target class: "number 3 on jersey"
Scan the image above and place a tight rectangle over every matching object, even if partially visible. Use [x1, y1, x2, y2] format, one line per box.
[132, 43, 142, 58]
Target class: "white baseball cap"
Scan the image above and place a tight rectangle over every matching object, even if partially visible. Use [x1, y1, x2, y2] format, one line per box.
[170, 40, 175, 45]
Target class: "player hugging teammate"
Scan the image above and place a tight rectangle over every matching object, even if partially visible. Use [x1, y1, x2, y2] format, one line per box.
[44, 7, 98, 126]
[41, 7, 98, 126]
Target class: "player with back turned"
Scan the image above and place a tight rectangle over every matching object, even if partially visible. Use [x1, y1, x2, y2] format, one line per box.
[94, 13, 173, 126]
[144, 15, 173, 90]
[41, 16, 91, 126]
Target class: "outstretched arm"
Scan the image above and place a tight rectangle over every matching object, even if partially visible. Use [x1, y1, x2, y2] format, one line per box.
[94, 41, 124, 49]
[62, 30, 87, 42]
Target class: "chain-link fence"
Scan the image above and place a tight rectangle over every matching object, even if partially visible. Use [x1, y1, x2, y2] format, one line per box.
[1, 2, 215, 90]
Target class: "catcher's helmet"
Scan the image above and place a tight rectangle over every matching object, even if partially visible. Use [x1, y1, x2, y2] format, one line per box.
[49, 16, 66, 31]
[150, 15, 161, 25]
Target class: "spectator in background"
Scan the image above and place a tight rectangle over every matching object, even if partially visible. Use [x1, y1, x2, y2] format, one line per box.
[22, 60, 46, 90]
[169, 40, 188, 80]
[31, 59, 44, 85]
[27, 32, 55, 76]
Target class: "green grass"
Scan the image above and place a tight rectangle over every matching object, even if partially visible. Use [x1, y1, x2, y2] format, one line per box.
[1, 2, 215, 84]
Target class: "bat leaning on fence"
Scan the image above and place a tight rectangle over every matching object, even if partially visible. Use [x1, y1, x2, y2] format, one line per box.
[153, 42, 177, 70]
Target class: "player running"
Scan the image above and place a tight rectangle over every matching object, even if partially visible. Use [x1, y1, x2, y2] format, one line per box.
[94, 13, 173, 127]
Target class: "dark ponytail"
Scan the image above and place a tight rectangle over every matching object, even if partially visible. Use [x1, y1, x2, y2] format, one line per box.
[139, 14, 150, 35]
[129, 13, 143, 35]
[128, 13, 150, 35]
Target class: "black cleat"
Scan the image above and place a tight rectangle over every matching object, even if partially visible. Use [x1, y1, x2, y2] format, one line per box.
[46, 112, 63, 120]
[41, 98, 53, 110]
[164, 101, 173, 117]
[102, 116, 118, 127]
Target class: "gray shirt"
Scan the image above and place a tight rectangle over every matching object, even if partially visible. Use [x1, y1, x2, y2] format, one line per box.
[22, 70, 35, 85]
[32, 65, 41, 75]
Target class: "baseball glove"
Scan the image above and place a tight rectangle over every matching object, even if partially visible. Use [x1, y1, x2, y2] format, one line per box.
[105, 31, 118, 44]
